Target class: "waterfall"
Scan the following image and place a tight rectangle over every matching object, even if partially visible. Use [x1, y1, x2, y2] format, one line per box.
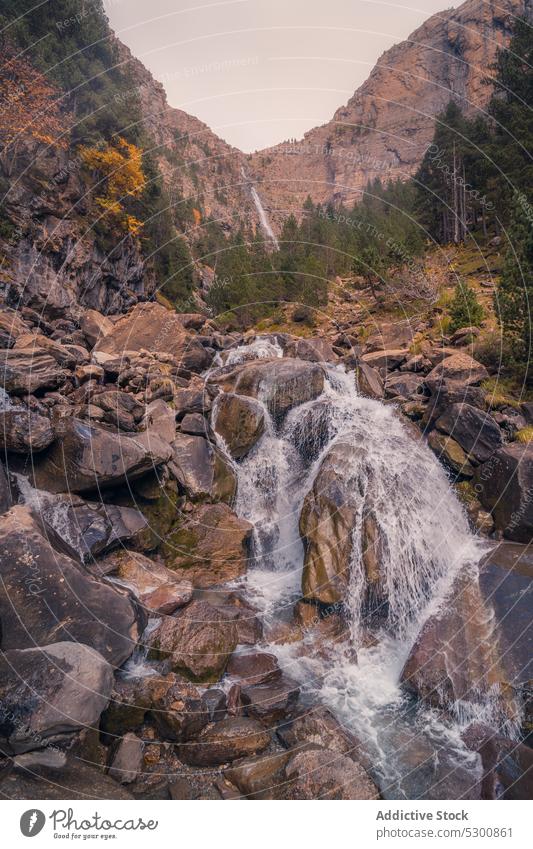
[241, 167, 280, 250]
[214, 345, 500, 796]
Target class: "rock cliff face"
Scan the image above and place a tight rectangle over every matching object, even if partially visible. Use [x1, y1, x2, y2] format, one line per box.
[115, 38, 255, 233]
[249, 0, 530, 224]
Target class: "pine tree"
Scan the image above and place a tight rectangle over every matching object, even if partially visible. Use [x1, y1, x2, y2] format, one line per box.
[496, 192, 533, 382]
[449, 280, 484, 332]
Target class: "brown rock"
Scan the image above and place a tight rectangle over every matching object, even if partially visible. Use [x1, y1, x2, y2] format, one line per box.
[95, 550, 193, 615]
[227, 651, 281, 685]
[179, 717, 270, 766]
[0, 348, 66, 395]
[108, 733, 144, 784]
[425, 352, 489, 387]
[284, 747, 379, 799]
[147, 599, 238, 682]
[93, 303, 212, 372]
[163, 502, 252, 587]
[169, 432, 236, 502]
[0, 409, 54, 453]
[213, 393, 265, 459]
[80, 309, 114, 348]
[241, 676, 300, 725]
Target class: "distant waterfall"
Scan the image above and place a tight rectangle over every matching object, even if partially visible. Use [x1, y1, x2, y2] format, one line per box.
[241, 168, 279, 250]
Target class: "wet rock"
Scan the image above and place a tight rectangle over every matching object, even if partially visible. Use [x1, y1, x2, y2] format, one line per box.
[0, 409, 54, 453]
[94, 550, 193, 615]
[428, 430, 474, 477]
[211, 358, 325, 419]
[147, 599, 238, 682]
[213, 393, 265, 459]
[462, 723, 533, 800]
[227, 651, 281, 685]
[178, 717, 270, 766]
[40, 496, 151, 564]
[0, 348, 66, 394]
[225, 750, 291, 799]
[425, 352, 488, 388]
[201, 689, 227, 723]
[108, 732, 144, 784]
[0, 506, 141, 665]
[80, 308, 114, 348]
[284, 747, 379, 799]
[435, 403, 502, 464]
[240, 676, 300, 725]
[277, 705, 369, 765]
[404, 543, 533, 721]
[0, 642, 113, 754]
[163, 502, 252, 587]
[93, 303, 212, 372]
[32, 417, 171, 493]
[300, 441, 357, 604]
[174, 386, 212, 418]
[169, 433, 236, 502]
[148, 674, 210, 742]
[474, 444, 533, 541]
[197, 589, 264, 645]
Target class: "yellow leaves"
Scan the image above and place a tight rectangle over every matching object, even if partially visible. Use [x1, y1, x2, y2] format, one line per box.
[0, 54, 67, 155]
[79, 137, 146, 236]
[193, 207, 202, 226]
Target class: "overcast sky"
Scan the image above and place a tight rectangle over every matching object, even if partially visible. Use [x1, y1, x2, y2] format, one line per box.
[107, 0, 460, 152]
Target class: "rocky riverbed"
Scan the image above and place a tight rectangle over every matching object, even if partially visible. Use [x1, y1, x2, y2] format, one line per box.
[0, 300, 531, 800]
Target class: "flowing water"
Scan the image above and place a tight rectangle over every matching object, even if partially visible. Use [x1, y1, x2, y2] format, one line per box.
[211, 341, 498, 798]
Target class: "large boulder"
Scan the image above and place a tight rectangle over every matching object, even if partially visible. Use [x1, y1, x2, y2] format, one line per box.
[0, 307, 30, 348]
[32, 494, 150, 564]
[277, 705, 368, 764]
[0, 348, 66, 394]
[356, 362, 384, 399]
[210, 358, 325, 420]
[427, 430, 474, 478]
[425, 352, 489, 388]
[0, 642, 113, 754]
[147, 674, 210, 742]
[360, 349, 407, 371]
[169, 433, 236, 502]
[0, 506, 142, 666]
[32, 418, 171, 493]
[283, 747, 379, 799]
[147, 599, 238, 682]
[435, 403, 502, 464]
[474, 444, 533, 541]
[80, 308, 114, 349]
[300, 441, 358, 605]
[93, 303, 212, 372]
[401, 544, 531, 723]
[385, 372, 426, 400]
[240, 676, 300, 726]
[178, 717, 270, 766]
[213, 393, 265, 459]
[178, 425, 361, 613]
[0, 409, 54, 453]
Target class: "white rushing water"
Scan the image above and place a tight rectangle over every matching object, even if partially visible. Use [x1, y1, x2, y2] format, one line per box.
[241, 167, 280, 250]
[212, 344, 494, 797]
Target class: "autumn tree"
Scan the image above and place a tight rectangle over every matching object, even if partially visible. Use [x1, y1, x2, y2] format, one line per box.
[79, 138, 145, 236]
[0, 54, 66, 176]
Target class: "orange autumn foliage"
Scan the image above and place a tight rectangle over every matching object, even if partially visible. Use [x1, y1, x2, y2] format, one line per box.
[79, 138, 145, 235]
[0, 54, 66, 173]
